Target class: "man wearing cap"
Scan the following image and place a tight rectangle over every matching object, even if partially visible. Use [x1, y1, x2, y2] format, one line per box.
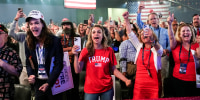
[25, 10, 63, 100]
[0, 24, 22, 99]
[56, 18, 80, 100]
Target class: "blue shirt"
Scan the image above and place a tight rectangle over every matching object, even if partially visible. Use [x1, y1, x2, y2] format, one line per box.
[136, 13, 170, 51]
[119, 39, 137, 72]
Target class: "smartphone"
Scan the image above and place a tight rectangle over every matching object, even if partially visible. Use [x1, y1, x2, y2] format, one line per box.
[90, 14, 94, 23]
[84, 20, 88, 25]
[18, 8, 23, 11]
[110, 20, 114, 26]
[74, 37, 81, 51]
[143, 24, 149, 36]
[99, 17, 103, 22]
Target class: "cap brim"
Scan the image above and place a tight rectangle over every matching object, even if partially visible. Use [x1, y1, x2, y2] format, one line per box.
[25, 17, 31, 22]
[25, 17, 42, 22]
[61, 21, 72, 25]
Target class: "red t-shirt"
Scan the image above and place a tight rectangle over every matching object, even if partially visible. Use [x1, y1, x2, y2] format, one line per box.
[79, 47, 117, 93]
[172, 43, 199, 81]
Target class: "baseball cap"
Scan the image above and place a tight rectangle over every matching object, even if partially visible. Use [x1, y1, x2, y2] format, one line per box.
[0, 24, 8, 34]
[25, 10, 44, 22]
[61, 18, 72, 25]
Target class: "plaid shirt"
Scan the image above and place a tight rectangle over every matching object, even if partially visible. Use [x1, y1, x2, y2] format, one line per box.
[60, 34, 80, 63]
[0, 44, 22, 100]
[119, 40, 137, 73]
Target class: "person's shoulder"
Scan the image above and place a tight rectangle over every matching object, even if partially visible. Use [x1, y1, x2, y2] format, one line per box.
[81, 48, 89, 55]
[106, 47, 114, 51]
[4, 45, 18, 55]
[74, 34, 80, 37]
[82, 48, 88, 52]
[122, 40, 130, 44]
[160, 27, 167, 31]
[191, 42, 199, 49]
[50, 34, 60, 40]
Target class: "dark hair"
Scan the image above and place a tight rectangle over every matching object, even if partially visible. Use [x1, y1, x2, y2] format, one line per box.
[26, 19, 52, 50]
[193, 14, 199, 18]
[103, 26, 112, 46]
[123, 23, 139, 37]
[62, 22, 76, 37]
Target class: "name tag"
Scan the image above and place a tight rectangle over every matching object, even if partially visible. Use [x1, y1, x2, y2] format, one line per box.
[179, 63, 187, 74]
[38, 64, 46, 75]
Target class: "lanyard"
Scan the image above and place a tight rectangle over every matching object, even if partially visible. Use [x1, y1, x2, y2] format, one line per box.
[157, 28, 160, 41]
[179, 44, 191, 64]
[142, 46, 152, 70]
[142, 46, 152, 77]
[151, 26, 160, 41]
[36, 45, 45, 65]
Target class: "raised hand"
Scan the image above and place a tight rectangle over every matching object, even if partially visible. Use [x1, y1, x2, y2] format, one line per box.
[167, 12, 174, 25]
[118, 16, 121, 23]
[122, 11, 129, 20]
[15, 10, 25, 20]
[138, 3, 145, 13]
[88, 17, 92, 27]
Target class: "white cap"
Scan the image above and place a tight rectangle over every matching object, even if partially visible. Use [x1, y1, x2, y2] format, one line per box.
[25, 10, 44, 22]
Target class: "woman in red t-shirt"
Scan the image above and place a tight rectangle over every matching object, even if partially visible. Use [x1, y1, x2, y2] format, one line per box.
[72, 24, 131, 100]
[167, 13, 200, 97]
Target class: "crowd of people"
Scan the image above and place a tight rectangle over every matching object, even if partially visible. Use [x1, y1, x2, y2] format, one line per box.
[1, 3, 200, 100]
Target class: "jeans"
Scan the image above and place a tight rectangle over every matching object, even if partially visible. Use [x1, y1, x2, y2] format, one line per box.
[84, 87, 114, 100]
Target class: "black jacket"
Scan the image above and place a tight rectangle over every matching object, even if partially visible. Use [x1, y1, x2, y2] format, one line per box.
[25, 35, 63, 87]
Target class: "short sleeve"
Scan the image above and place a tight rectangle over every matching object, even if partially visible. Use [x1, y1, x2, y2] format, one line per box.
[79, 48, 88, 63]
[191, 43, 199, 50]
[109, 47, 117, 67]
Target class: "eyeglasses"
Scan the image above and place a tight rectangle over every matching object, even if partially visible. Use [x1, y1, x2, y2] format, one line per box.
[172, 24, 178, 26]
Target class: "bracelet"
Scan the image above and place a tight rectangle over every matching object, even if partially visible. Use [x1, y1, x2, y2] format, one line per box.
[87, 26, 91, 29]
[14, 18, 18, 21]
[114, 30, 118, 32]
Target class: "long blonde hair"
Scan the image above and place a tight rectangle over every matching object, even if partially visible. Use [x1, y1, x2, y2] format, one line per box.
[86, 24, 108, 56]
[175, 23, 196, 43]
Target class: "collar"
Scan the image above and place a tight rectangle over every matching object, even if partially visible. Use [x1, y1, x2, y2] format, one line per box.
[151, 25, 160, 30]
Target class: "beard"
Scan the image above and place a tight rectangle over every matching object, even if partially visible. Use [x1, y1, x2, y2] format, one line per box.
[194, 22, 200, 27]
[63, 28, 72, 35]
